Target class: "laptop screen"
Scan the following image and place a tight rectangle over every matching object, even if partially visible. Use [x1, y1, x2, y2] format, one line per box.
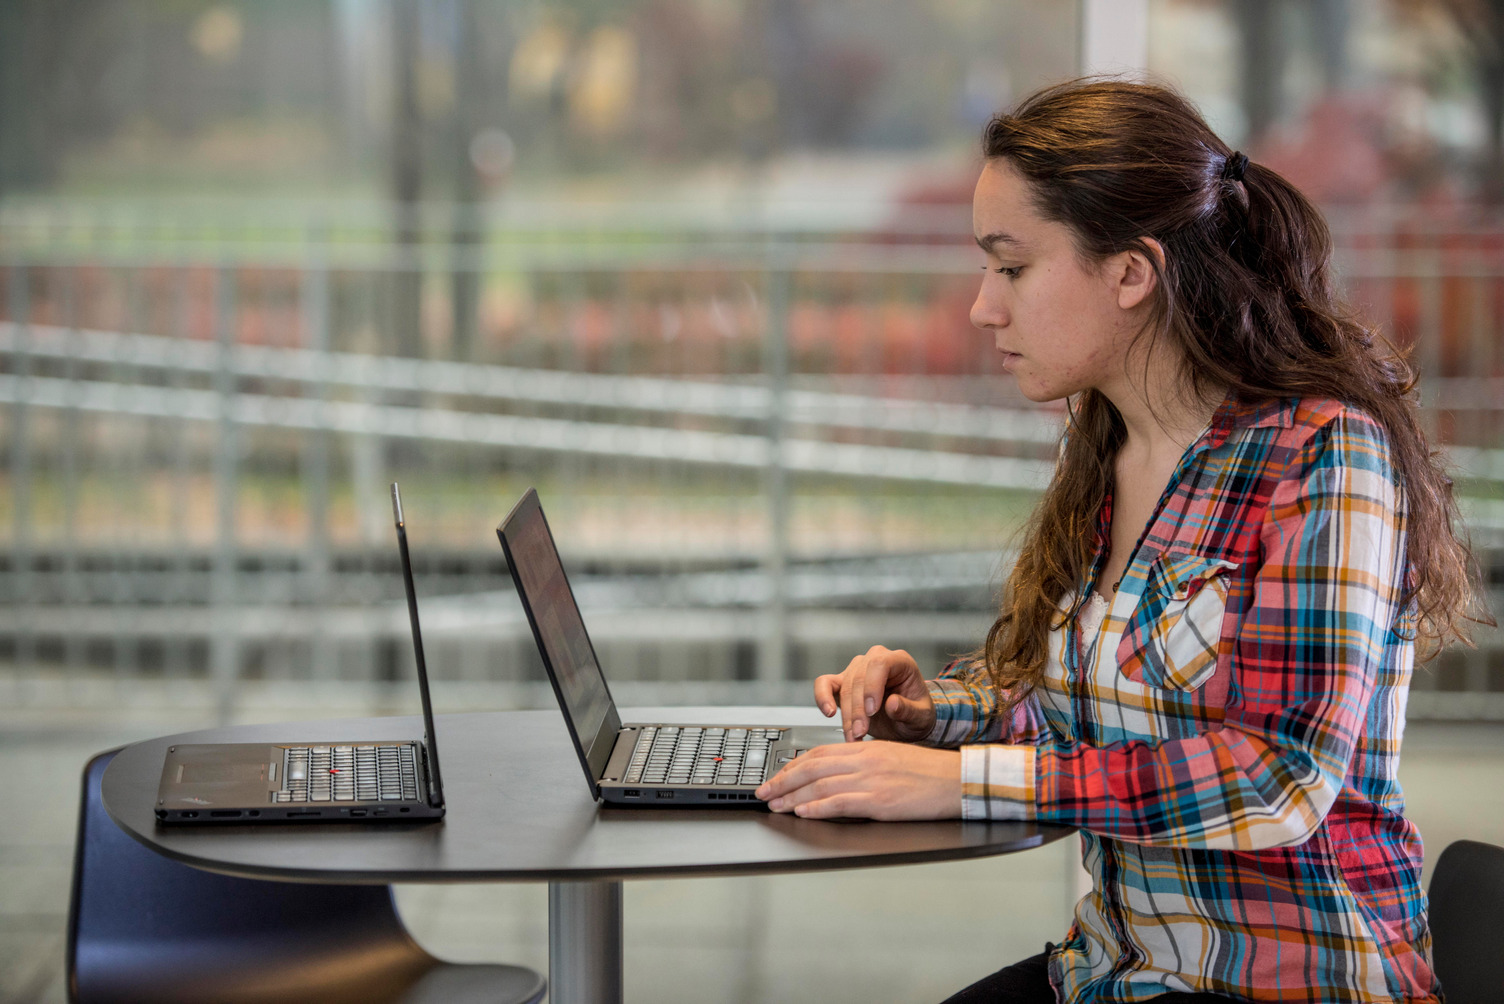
[500, 491, 615, 762]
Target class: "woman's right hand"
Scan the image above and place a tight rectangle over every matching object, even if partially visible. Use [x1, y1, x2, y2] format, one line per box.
[814, 645, 937, 743]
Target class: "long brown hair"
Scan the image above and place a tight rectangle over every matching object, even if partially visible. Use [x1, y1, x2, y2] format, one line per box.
[973, 78, 1488, 709]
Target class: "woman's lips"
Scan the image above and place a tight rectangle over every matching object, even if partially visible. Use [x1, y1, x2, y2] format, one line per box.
[999, 350, 1022, 369]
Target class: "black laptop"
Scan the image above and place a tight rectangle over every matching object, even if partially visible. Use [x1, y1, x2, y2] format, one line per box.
[496, 487, 843, 807]
[155, 483, 446, 824]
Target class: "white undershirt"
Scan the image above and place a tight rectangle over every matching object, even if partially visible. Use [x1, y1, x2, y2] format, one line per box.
[1078, 591, 1111, 645]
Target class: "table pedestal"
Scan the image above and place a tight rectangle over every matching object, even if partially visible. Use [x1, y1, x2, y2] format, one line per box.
[549, 879, 623, 1004]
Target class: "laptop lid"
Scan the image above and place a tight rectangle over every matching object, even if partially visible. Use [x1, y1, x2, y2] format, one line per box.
[391, 482, 446, 809]
[497, 488, 621, 800]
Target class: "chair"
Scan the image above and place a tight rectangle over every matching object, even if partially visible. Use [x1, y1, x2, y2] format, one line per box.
[1427, 838, 1504, 1004]
[66, 748, 546, 1004]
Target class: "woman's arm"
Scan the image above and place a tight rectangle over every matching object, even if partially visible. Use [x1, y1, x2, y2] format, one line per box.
[763, 411, 1407, 837]
[759, 659, 1055, 820]
[808, 648, 1056, 747]
[925, 663, 1055, 748]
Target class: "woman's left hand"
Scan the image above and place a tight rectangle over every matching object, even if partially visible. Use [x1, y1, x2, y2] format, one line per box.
[754, 741, 962, 820]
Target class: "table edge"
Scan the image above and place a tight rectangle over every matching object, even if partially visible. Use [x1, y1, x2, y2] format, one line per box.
[100, 709, 1078, 884]
[120, 819, 1077, 885]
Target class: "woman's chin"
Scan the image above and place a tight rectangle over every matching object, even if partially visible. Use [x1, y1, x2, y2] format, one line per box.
[1011, 377, 1066, 404]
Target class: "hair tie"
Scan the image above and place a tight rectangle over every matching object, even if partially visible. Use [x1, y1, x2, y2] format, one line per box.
[1222, 151, 1249, 183]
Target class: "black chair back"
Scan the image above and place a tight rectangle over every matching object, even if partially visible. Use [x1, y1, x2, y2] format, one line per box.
[1428, 838, 1504, 1004]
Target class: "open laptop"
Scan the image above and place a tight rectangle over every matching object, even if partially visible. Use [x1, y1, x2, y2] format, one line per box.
[497, 487, 843, 807]
[154, 483, 446, 825]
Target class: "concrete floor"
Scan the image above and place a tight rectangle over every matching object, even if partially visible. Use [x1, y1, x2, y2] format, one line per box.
[4, 681, 1503, 1004]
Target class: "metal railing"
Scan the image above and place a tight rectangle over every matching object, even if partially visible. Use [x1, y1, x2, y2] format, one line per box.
[1, 204, 1501, 718]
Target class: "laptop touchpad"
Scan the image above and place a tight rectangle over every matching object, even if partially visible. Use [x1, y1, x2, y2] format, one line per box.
[178, 761, 267, 785]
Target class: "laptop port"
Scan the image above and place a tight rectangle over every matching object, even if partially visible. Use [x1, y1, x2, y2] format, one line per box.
[180, 811, 198, 818]
[656, 790, 674, 799]
[349, 809, 367, 817]
[286, 810, 322, 818]
[209, 810, 242, 818]
[624, 789, 640, 797]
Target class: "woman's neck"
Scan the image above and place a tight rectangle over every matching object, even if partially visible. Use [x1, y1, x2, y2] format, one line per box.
[1102, 364, 1226, 465]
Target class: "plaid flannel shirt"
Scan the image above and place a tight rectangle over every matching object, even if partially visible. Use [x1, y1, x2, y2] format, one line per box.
[924, 396, 1439, 1003]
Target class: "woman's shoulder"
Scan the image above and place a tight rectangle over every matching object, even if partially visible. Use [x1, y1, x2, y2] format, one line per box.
[1231, 395, 1391, 451]
[1247, 398, 1403, 502]
[1218, 396, 1398, 493]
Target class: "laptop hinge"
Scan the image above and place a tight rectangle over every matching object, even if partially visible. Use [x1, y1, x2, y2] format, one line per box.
[420, 742, 444, 809]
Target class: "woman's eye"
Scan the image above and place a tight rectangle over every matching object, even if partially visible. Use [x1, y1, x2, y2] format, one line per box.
[992, 266, 1022, 278]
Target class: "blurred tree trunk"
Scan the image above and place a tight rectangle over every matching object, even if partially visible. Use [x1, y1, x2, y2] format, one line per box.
[1313, 0, 1350, 93]
[0, 2, 34, 199]
[0, 1, 122, 199]
[1231, 0, 1284, 146]
[391, 0, 424, 359]
[449, 0, 483, 363]
[1474, 1, 1504, 205]
[1416, 0, 1504, 203]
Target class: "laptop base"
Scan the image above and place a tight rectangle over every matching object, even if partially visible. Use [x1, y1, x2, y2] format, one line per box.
[155, 741, 444, 825]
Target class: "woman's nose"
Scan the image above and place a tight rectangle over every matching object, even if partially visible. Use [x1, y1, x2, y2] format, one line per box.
[970, 279, 1007, 331]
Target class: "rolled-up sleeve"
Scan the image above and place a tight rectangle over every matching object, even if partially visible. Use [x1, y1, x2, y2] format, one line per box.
[924, 660, 1054, 750]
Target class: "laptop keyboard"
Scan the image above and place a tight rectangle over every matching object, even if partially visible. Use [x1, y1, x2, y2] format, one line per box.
[272, 744, 420, 803]
[624, 727, 784, 786]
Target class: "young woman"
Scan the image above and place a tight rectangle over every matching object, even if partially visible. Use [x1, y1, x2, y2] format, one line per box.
[755, 79, 1484, 1003]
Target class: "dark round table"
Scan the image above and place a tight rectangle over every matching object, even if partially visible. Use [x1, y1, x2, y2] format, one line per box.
[103, 706, 1073, 1003]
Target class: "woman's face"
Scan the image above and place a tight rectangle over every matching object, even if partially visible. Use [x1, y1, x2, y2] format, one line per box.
[970, 159, 1143, 403]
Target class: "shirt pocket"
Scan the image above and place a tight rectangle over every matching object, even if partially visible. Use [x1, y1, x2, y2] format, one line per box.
[1117, 552, 1238, 692]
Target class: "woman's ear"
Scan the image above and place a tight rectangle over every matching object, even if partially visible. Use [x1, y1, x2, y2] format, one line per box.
[1115, 238, 1165, 310]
